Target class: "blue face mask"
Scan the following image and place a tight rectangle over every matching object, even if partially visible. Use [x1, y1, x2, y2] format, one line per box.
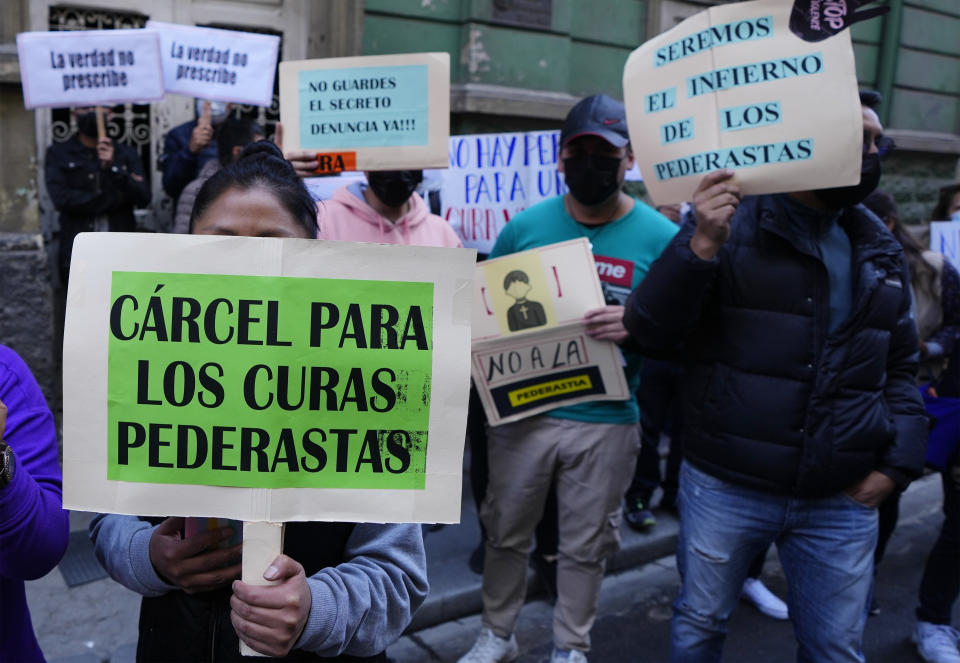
[950, 210, 960, 223]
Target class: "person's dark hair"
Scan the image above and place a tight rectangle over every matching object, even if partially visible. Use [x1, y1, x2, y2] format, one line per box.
[932, 183, 960, 221]
[216, 119, 264, 166]
[190, 140, 317, 235]
[859, 89, 882, 110]
[862, 189, 896, 225]
[503, 270, 530, 290]
[863, 189, 935, 288]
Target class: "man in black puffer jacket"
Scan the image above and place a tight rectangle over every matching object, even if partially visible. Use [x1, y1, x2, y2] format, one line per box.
[624, 92, 927, 663]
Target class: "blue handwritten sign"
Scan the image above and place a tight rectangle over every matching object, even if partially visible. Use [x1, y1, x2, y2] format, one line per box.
[931, 222, 960, 273]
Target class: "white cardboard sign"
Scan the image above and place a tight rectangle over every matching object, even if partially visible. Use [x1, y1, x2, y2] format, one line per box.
[279, 52, 450, 172]
[63, 232, 475, 524]
[623, 0, 862, 204]
[431, 130, 644, 254]
[930, 221, 960, 274]
[17, 29, 164, 109]
[470, 239, 629, 425]
[147, 22, 280, 107]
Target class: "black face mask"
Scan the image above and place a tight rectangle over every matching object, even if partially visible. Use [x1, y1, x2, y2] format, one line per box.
[76, 112, 98, 138]
[563, 155, 623, 206]
[368, 171, 423, 208]
[815, 152, 882, 209]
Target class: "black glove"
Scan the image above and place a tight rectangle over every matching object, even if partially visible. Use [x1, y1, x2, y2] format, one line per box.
[790, 0, 890, 42]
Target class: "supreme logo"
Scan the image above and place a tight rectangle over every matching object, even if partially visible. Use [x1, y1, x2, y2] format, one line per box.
[594, 255, 634, 288]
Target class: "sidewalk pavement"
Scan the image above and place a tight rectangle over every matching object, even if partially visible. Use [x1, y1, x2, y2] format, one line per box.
[27, 463, 679, 663]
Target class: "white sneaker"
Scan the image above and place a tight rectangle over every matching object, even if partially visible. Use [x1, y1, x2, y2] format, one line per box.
[457, 628, 520, 663]
[740, 577, 789, 620]
[913, 621, 960, 663]
[550, 648, 588, 663]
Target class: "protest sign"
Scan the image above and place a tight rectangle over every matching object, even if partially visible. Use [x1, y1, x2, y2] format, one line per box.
[434, 130, 643, 254]
[17, 29, 164, 108]
[439, 130, 563, 254]
[931, 221, 960, 273]
[623, 0, 862, 205]
[471, 238, 629, 425]
[62, 232, 474, 524]
[278, 52, 449, 173]
[146, 22, 280, 107]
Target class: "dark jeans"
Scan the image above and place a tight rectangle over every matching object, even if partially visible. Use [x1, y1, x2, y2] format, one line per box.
[626, 359, 684, 502]
[916, 466, 960, 625]
[874, 490, 901, 568]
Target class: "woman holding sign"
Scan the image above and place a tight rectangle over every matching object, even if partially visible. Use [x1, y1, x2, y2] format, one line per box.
[90, 141, 428, 661]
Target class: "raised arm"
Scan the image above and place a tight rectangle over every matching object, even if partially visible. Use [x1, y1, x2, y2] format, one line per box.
[623, 170, 740, 353]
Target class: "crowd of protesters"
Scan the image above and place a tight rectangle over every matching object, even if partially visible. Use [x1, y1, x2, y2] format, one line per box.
[4, 75, 959, 663]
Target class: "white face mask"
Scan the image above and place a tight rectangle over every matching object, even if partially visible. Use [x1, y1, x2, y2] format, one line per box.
[950, 210, 960, 223]
[195, 99, 230, 125]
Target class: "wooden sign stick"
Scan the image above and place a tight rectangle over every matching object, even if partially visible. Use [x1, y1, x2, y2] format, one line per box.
[239, 521, 285, 657]
[94, 106, 106, 141]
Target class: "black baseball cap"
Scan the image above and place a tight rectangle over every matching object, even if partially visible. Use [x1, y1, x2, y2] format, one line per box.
[560, 94, 629, 149]
[859, 89, 882, 109]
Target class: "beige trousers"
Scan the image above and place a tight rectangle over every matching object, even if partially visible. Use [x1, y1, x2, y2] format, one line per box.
[479, 415, 640, 652]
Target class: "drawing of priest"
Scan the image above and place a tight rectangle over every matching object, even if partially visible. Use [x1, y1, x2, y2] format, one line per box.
[503, 270, 548, 331]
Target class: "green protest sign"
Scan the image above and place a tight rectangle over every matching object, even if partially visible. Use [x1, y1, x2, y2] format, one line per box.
[62, 233, 474, 524]
[107, 271, 433, 490]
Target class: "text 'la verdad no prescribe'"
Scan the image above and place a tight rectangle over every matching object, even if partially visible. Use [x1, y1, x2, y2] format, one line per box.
[106, 272, 435, 491]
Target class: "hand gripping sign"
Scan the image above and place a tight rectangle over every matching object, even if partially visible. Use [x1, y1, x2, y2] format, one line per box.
[62, 233, 474, 527]
[622, 0, 863, 205]
[279, 53, 450, 174]
[146, 22, 280, 107]
[471, 239, 629, 425]
[17, 29, 164, 108]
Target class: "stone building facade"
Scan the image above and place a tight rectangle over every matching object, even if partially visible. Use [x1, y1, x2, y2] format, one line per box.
[1, 0, 958, 403]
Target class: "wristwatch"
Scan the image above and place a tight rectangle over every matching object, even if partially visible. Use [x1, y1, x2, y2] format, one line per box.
[0, 439, 15, 488]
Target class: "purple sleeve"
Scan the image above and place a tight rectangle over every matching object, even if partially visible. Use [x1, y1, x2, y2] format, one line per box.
[0, 347, 69, 580]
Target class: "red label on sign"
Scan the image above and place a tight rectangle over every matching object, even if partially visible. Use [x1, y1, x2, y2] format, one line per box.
[594, 254, 634, 288]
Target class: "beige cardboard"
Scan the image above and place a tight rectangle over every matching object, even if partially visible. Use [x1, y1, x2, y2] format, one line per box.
[62, 233, 475, 524]
[470, 239, 629, 425]
[279, 52, 449, 170]
[623, 0, 862, 205]
[240, 521, 284, 657]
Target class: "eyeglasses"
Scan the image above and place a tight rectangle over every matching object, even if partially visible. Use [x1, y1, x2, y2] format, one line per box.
[864, 135, 896, 160]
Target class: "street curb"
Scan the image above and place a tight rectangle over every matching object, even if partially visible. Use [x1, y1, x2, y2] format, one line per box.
[408, 511, 679, 632]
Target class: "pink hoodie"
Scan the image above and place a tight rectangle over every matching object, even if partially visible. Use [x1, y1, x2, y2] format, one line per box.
[318, 183, 463, 248]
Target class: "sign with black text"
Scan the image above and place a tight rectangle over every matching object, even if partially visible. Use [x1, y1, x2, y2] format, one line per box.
[623, 0, 862, 204]
[63, 233, 474, 524]
[17, 29, 164, 108]
[147, 22, 280, 107]
[931, 221, 960, 273]
[471, 239, 629, 425]
[279, 52, 449, 172]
